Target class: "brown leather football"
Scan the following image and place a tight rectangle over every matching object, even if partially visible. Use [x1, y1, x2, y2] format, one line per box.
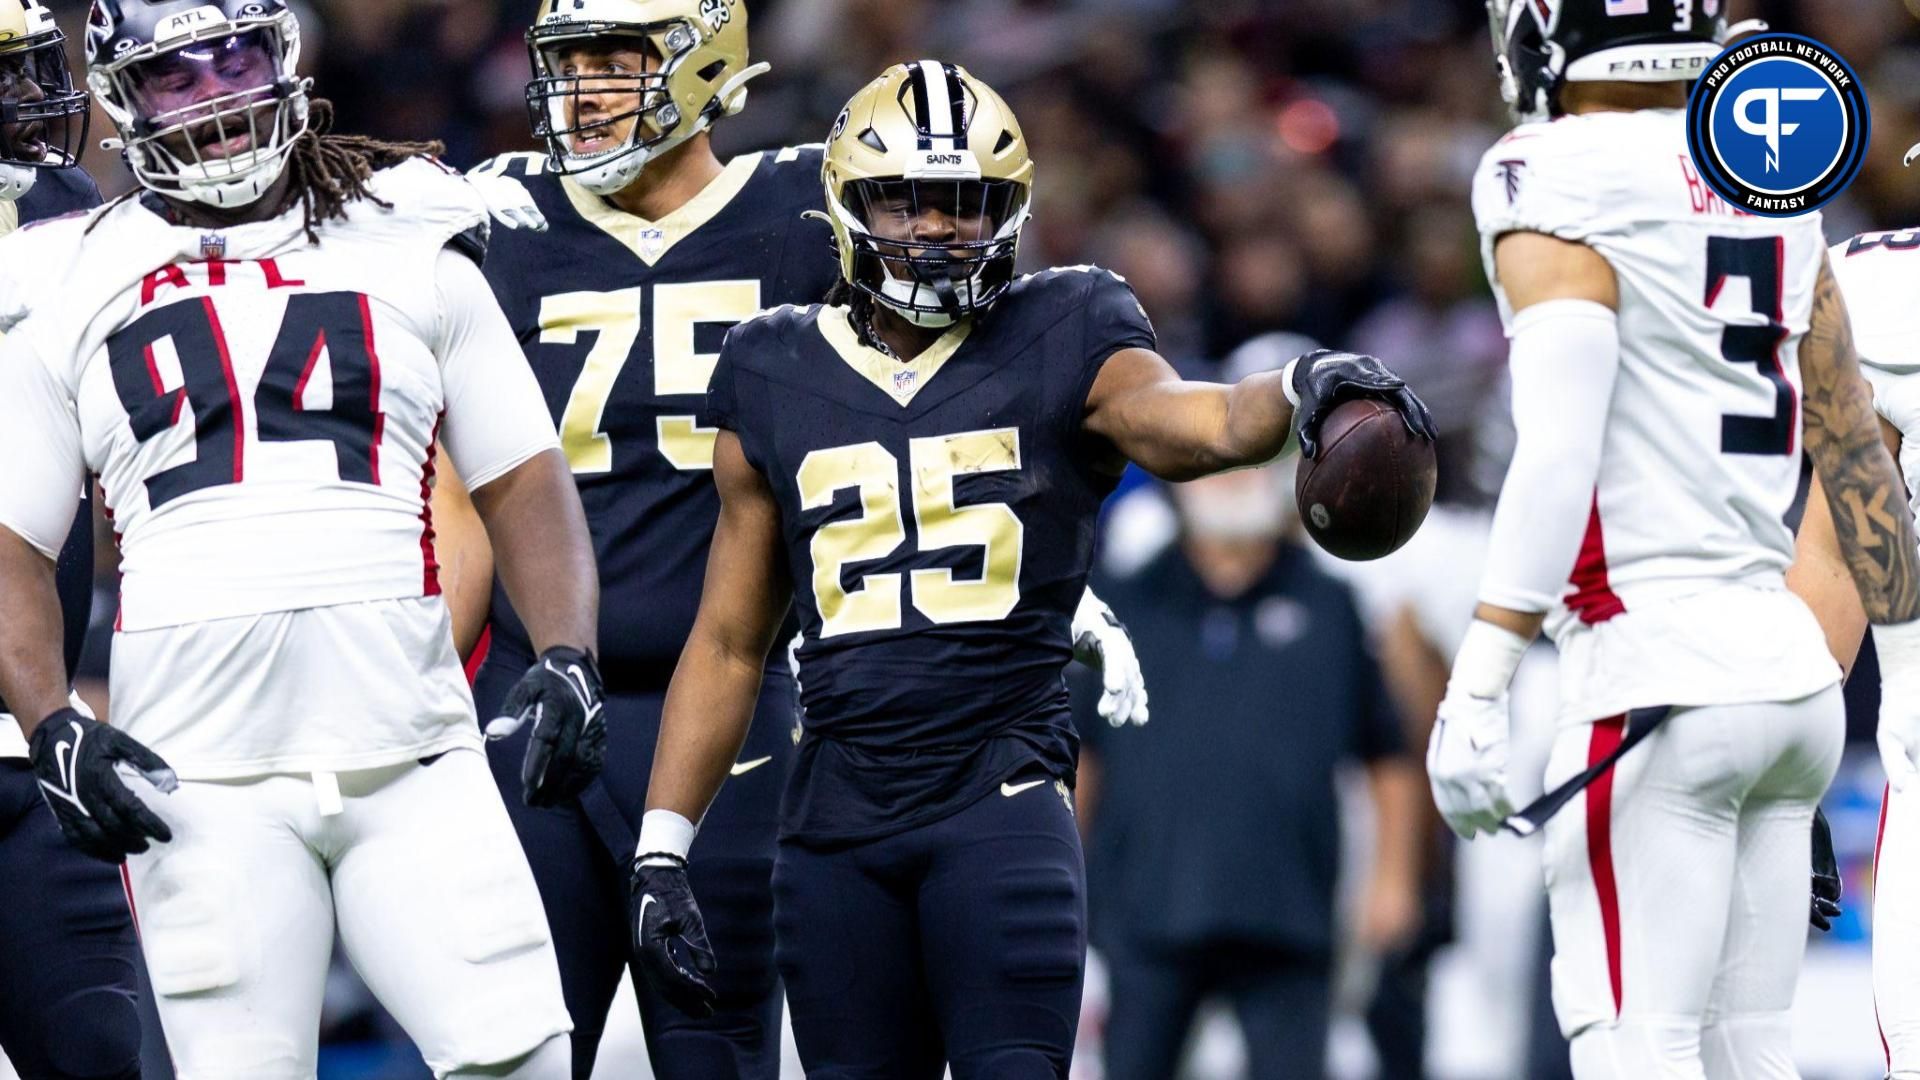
[1294, 398, 1438, 561]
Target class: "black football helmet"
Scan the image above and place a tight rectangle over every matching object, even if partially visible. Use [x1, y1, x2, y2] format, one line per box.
[1488, 0, 1754, 122]
[85, 0, 310, 208]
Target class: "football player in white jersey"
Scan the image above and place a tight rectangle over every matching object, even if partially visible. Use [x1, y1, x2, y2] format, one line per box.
[1426, 3, 1920, 1077]
[1788, 211, 1920, 1080]
[0, 2, 607, 1077]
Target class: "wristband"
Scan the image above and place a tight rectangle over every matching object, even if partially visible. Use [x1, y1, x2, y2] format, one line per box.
[636, 808, 697, 863]
[1279, 356, 1302, 407]
[1449, 619, 1531, 700]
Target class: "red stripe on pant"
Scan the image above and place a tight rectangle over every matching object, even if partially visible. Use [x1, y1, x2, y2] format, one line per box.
[1586, 715, 1627, 1017]
[119, 863, 141, 938]
[1878, 783, 1892, 1070]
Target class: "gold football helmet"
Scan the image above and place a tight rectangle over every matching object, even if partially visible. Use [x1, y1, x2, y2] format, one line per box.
[821, 62, 1034, 327]
[525, 0, 768, 196]
[0, 0, 87, 194]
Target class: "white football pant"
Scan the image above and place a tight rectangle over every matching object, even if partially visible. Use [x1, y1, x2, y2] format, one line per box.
[124, 746, 571, 1079]
[1542, 686, 1843, 1080]
[1877, 783, 1920, 1078]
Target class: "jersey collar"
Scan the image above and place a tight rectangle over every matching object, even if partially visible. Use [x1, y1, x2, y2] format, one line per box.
[560, 151, 763, 267]
[816, 305, 972, 408]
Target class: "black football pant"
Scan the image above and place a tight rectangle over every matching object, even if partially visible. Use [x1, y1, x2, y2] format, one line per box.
[773, 768, 1086, 1079]
[1102, 939, 1331, 1080]
[0, 761, 143, 1080]
[475, 647, 794, 1080]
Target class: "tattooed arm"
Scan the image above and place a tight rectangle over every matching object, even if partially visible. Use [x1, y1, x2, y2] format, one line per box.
[1800, 255, 1920, 625]
[1802, 254, 1920, 791]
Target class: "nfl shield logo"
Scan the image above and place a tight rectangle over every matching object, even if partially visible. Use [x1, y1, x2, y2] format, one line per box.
[638, 226, 666, 259]
[199, 234, 226, 259]
[892, 368, 918, 398]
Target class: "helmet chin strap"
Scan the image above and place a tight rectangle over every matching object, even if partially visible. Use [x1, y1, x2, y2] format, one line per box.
[0, 162, 39, 202]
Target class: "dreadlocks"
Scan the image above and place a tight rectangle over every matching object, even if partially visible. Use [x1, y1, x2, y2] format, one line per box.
[88, 98, 445, 241]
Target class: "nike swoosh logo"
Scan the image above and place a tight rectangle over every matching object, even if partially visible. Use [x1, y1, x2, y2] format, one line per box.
[730, 756, 773, 777]
[638, 894, 656, 925]
[1001, 779, 1046, 798]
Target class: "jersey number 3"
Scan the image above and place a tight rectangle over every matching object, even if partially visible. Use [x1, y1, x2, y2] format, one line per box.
[800, 428, 1024, 638]
[1706, 235, 1796, 457]
[538, 282, 762, 474]
[107, 293, 383, 509]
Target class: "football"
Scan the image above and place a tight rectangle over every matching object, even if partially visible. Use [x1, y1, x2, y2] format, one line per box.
[1295, 398, 1437, 561]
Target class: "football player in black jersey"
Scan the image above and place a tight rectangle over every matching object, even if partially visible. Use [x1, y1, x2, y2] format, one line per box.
[439, 2, 1150, 1075]
[0, 5, 142, 1077]
[633, 62, 1433, 1076]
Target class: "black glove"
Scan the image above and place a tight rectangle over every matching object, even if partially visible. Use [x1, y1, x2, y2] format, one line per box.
[28, 707, 176, 864]
[1290, 348, 1437, 459]
[1810, 805, 1842, 932]
[487, 645, 606, 807]
[631, 854, 718, 1018]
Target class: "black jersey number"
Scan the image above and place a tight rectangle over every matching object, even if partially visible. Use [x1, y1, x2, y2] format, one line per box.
[798, 429, 1024, 637]
[537, 282, 763, 474]
[106, 292, 385, 508]
[1705, 235, 1796, 456]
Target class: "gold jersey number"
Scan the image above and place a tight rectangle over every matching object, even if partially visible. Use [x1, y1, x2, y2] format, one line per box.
[799, 428, 1024, 637]
[536, 281, 763, 473]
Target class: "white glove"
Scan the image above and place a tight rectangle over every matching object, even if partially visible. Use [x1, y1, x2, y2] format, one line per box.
[1072, 588, 1149, 726]
[466, 171, 548, 233]
[1875, 620, 1920, 792]
[1426, 620, 1528, 839]
[1428, 688, 1517, 839]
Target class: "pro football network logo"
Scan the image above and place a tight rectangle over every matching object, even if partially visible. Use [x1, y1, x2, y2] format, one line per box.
[1685, 33, 1869, 217]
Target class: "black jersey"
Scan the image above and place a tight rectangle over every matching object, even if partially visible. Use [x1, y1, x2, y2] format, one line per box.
[707, 267, 1157, 844]
[475, 147, 836, 688]
[2, 168, 104, 707]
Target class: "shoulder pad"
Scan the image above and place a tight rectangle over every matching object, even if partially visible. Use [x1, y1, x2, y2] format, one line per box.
[351, 158, 490, 250]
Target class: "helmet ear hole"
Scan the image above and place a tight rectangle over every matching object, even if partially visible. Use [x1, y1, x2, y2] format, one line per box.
[993, 130, 1014, 155]
[857, 127, 886, 154]
[696, 59, 725, 82]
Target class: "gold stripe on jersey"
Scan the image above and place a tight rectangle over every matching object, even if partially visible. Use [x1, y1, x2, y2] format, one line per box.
[0, 198, 17, 240]
[815, 304, 971, 408]
[560, 151, 763, 267]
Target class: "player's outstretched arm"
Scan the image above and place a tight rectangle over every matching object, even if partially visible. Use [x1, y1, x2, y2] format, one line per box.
[1430, 232, 1621, 839]
[1082, 347, 1433, 482]
[633, 431, 790, 1019]
[1801, 256, 1920, 790]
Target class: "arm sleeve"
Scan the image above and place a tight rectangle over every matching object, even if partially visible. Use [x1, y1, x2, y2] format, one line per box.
[1476, 298, 1622, 613]
[0, 331, 85, 560]
[432, 247, 560, 491]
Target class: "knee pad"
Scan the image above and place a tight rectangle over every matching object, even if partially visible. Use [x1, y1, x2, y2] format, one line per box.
[440, 1032, 570, 1080]
[1700, 1011, 1795, 1079]
[15, 987, 142, 1080]
[1567, 1017, 1704, 1079]
[950, 1049, 1070, 1080]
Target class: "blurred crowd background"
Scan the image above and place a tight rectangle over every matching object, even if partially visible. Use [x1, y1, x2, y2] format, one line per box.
[27, 0, 1920, 1076]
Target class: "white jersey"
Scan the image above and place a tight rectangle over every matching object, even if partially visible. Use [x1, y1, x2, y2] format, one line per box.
[1472, 109, 1837, 723]
[0, 159, 560, 774]
[1830, 231, 1920, 515]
